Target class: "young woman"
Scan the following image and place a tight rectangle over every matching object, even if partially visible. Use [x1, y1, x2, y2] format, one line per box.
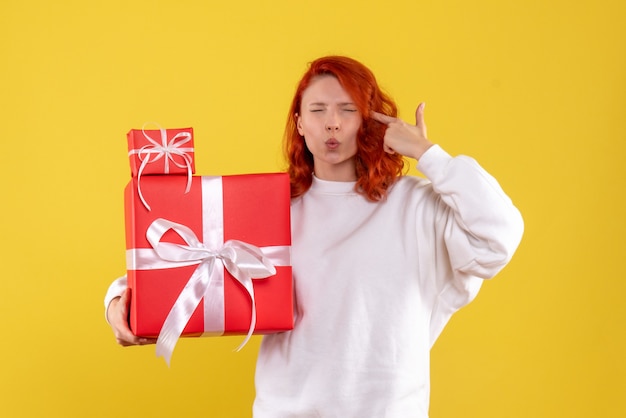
[105, 56, 524, 417]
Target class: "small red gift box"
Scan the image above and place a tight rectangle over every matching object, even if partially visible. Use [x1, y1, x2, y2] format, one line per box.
[124, 173, 293, 364]
[127, 126, 195, 177]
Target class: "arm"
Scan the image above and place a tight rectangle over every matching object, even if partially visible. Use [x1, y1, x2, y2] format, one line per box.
[104, 277, 156, 346]
[418, 144, 524, 278]
[373, 103, 524, 278]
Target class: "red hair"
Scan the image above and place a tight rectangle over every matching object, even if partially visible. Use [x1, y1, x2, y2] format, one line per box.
[284, 56, 405, 201]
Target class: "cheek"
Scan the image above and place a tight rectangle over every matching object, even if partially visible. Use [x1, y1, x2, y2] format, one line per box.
[297, 117, 317, 136]
[302, 137, 315, 153]
[348, 119, 363, 138]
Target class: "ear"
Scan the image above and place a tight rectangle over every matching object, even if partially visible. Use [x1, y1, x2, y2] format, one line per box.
[296, 113, 304, 136]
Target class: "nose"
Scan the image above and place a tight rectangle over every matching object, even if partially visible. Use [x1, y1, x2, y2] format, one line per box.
[325, 112, 340, 131]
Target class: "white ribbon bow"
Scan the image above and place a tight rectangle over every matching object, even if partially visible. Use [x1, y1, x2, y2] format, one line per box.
[140, 218, 279, 366]
[128, 125, 194, 210]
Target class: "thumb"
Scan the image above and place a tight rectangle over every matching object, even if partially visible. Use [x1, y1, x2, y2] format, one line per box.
[415, 102, 427, 137]
[414, 102, 425, 124]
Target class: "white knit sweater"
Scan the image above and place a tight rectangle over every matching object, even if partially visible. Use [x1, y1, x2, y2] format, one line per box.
[252, 145, 524, 417]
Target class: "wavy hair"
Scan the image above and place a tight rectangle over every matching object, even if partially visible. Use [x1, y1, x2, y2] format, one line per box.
[284, 56, 405, 201]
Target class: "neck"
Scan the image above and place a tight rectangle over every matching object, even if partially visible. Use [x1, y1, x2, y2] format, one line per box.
[313, 160, 357, 181]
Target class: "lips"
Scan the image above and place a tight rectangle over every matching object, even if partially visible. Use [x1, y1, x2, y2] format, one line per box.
[325, 138, 339, 149]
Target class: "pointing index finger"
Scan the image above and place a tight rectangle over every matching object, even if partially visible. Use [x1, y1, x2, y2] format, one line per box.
[370, 111, 397, 125]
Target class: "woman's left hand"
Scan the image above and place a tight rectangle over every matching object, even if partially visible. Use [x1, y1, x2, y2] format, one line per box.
[371, 102, 434, 160]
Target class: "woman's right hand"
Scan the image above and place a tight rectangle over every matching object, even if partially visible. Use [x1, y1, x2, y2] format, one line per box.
[107, 288, 157, 346]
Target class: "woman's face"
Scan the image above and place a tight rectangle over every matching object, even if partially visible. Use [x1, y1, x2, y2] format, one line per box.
[297, 75, 362, 181]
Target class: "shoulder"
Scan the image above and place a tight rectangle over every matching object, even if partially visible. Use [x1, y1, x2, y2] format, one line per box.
[388, 175, 432, 195]
[379, 175, 437, 210]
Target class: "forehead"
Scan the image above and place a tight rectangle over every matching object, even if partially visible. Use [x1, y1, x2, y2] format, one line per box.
[301, 75, 354, 104]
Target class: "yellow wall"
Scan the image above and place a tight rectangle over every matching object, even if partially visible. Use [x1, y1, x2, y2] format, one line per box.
[1, 0, 624, 416]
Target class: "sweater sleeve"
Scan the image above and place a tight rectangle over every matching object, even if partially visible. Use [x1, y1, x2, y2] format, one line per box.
[417, 145, 524, 279]
[103, 275, 128, 322]
[417, 145, 524, 346]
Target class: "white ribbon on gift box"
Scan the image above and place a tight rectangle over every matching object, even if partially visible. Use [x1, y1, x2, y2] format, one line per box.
[128, 124, 194, 211]
[125, 176, 291, 366]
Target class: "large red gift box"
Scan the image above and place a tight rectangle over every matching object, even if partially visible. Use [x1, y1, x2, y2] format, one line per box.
[127, 127, 195, 177]
[124, 172, 293, 363]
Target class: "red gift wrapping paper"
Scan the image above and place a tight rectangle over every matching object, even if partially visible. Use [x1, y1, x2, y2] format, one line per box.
[127, 127, 195, 177]
[124, 173, 293, 340]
